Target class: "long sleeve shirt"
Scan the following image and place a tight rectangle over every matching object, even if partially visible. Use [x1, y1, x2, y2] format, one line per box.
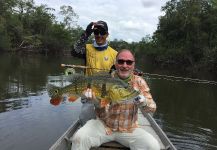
[71, 33, 117, 76]
[71, 33, 87, 58]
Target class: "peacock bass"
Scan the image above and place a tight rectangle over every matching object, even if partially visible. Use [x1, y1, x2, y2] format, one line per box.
[47, 73, 140, 106]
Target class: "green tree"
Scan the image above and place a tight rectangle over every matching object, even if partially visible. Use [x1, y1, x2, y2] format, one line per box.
[0, 17, 11, 51]
[59, 5, 78, 29]
[42, 24, 73, 54]
[153, 0, 217, 71]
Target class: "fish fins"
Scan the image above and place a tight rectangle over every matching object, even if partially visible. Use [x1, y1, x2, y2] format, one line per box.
[68, 95, 79, 102]
[64, 73, 86, 82]
[90, 72, 110, 77]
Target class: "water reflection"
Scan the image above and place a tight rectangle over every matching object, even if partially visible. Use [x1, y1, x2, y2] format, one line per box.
[0, 54, 83, 150]
[0, 53, 83, 113]
[148, 76, 217, 149]
[0, 97, 29, 112]
[0, 53, 217, 150]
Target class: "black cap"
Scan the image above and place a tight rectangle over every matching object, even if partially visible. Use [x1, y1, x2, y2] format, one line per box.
[95, 20, 108, 32]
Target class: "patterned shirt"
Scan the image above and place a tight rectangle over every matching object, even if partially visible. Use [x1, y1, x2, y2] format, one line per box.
[73, 33, 87, 56]
[101, 74, 156, 132]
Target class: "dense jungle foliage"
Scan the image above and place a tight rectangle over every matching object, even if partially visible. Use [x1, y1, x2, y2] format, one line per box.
[0, 0, 83, 54]
[0, 0, 217, 72]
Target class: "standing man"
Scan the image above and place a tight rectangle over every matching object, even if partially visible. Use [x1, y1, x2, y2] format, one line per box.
[71, 20, 117, 75]
[71, 21, 117, 125]
[71, 49, 160, 150]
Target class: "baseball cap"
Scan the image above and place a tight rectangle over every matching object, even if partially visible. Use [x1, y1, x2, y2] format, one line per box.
[94, 20, 108, 32]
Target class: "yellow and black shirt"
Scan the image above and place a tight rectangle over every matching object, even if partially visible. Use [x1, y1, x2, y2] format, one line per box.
[72, 33, 117, 75]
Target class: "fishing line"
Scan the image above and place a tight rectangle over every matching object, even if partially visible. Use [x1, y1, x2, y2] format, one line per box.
[61, 64, 217, 85]
[142, 72, 217, 85]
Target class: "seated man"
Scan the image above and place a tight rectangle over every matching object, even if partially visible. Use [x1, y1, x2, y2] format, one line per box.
[71, 49, 160, 150]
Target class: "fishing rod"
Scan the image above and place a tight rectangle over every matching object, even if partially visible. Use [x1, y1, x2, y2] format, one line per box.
[61, 64, 142, 73]
[61, 64, 109, 71]
[61, 64, 217, 85]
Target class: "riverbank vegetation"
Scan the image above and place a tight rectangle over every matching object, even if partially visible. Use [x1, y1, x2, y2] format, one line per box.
[0, 0, 82, 54]
[0, 0, 217, 73]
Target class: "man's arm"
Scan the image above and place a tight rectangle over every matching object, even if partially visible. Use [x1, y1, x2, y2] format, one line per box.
[71, 22, 94, 58]
[134, 76, 156, 113]
[71, 33, 88, 58]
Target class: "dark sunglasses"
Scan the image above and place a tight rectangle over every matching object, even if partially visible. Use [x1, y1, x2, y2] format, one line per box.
[93, 29, 107, 35]
[117, 59, 134, 65]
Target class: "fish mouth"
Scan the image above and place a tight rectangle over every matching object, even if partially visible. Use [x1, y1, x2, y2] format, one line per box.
[50, 97, 62, 106]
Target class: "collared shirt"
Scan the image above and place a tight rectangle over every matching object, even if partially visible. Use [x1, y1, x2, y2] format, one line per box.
[101, 74, 156, 132]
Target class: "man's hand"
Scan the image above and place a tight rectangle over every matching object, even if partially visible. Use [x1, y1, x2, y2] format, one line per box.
[134, 95, 146, 106]
[85, 22, 94, 37]
[83, 88, 95, 99]
[100, 98, 110, 108]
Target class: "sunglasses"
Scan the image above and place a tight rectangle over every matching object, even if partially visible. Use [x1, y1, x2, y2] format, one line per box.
[117, 59, 134, 65]
[93, 29, 107, 36]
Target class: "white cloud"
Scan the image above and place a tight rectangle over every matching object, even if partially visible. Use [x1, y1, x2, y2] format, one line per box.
[34, 0, 168, 42]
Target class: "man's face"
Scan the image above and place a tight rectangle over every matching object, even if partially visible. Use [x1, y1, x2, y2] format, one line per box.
[93, 26, 108, 45]
[115, 51, 135, 79]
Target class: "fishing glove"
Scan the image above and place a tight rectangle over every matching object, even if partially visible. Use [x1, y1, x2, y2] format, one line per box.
[134, 95, 147, 106]
[85, 22, 94, 37]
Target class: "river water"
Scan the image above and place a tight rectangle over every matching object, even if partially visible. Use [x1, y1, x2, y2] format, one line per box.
[0, 53, 217, 150]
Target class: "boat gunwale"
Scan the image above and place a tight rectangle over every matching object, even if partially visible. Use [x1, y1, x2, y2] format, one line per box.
[140, 109, 177, 150]
[49, 119, 80, 150]
[49, 110, 177, 150]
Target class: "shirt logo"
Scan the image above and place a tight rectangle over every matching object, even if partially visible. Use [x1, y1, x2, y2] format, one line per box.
[104, 56, 109, 61]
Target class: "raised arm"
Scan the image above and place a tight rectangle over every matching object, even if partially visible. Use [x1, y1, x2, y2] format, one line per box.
[71, 22, 94, 58]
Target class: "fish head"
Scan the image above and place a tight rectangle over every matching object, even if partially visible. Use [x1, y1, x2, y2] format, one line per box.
[47, 84, 63, 98]
[51, 89, 61, 98]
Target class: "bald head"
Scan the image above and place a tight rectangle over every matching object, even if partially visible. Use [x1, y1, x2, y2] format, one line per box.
[116, 49, 135, 62]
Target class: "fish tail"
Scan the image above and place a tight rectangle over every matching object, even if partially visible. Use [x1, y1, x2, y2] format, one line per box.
[128, 87, 140, 98]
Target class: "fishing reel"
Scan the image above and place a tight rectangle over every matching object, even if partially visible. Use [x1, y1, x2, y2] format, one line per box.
[65, 68, 76, 76]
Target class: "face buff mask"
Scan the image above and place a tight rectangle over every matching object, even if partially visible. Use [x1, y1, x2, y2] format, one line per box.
[93, 40, 108, 51]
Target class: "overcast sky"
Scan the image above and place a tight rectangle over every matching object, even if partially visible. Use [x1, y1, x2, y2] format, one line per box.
[34, 0, 169, 42]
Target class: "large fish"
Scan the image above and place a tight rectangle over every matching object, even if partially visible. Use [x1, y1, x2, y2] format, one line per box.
[47, 74, 140, 104]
